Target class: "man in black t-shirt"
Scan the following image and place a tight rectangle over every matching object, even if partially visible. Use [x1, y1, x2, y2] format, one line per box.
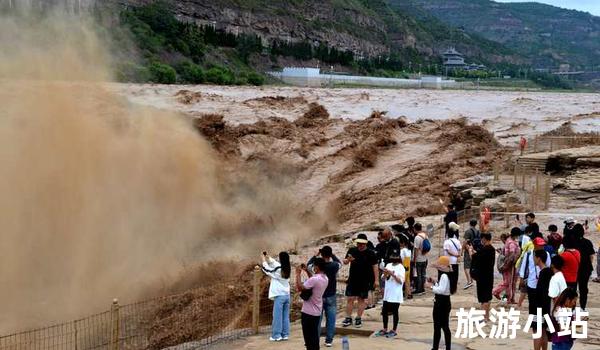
[342, 233, 378, 328]
[443, 204, 458, 238]
[575, 223, 595, 311]
[472, 233, 495, 320]
[534, 249, 552, 350]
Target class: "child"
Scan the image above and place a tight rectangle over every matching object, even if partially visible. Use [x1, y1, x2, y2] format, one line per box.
[399, 237, 412, 299]
[551, 288, 578, 350]
[375, 252, 405, 338]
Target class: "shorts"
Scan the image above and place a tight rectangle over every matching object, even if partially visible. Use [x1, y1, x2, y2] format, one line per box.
[477, 279, 493, 303]
[519, 279, 528, 293]
[345, 283, 370, 299]
[463, 253, 472, 269]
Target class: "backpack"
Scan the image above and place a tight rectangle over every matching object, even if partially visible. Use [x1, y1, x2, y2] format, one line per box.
[419, 234, 431, 255]
[497, 250, 507, 273]
[468, 228, 483, 252]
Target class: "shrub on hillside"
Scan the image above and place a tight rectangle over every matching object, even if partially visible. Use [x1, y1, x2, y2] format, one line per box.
[247, 72, 265, 86]
[148, 62, 177, 84]
[176, 61, 205, 84]
[205, 67, 235, 85]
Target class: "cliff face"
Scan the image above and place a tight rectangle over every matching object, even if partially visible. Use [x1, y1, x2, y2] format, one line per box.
[117, 0, 402, 56]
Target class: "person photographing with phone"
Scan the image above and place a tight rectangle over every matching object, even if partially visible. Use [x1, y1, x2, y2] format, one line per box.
[342, 233, 379, 328]
[296, 258, 328, 350]
[260, 251, 291, 342]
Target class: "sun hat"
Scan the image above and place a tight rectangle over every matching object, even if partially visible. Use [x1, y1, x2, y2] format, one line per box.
[564, 217, 575, 224]
[433, 256, 452, 272]
[533, 237, 546, 246]
[448, 222, 460, 231]
[355, 233, 369, 244]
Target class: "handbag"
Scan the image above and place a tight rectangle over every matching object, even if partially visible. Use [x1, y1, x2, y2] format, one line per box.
[300, 288, 313, 301]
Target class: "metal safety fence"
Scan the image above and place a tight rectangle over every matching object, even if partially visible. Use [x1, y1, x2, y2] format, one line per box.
[0, 274, 266, 350]
[524, 135, 600, 154]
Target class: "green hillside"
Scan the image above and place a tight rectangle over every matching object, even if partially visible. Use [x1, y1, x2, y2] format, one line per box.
[395, 0, 600, 68]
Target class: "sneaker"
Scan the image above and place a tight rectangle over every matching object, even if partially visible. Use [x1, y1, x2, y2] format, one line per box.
[324, 342, 333, 347]
[385, 330, 397, 338]
[342, 317, 352, 327]
[354, 317, 362, 328]
[282, 336, 289, 341]
[269, 337, 282, 342]
[463, 282, 474, 290]
[375, 329, 388, 337]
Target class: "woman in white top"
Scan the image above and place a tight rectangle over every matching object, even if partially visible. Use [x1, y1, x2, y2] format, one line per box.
[261, 251, 291, 342]
[375, 253, 405, 339]
[443, 222, 462, 293]
[426, 256, 454, 350]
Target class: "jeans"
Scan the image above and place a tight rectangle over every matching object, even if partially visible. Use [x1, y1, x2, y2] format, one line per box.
[319, 295, 336, 343]
[272, 294, 290, 339]
[552, 340, 574, 350]
[415, 261, 428, 293]
[301, 312, 321, 350]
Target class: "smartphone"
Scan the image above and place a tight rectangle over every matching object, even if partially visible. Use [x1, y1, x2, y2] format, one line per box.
[516, 214, 520, 221]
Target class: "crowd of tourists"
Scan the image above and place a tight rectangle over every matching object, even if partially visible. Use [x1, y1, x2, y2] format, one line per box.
[259, 210, 598, 350]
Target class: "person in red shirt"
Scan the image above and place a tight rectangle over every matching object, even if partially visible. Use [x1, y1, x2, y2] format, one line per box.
[560, 236, 581, 290]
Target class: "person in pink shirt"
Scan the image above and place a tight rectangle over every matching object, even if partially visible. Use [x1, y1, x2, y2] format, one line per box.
[296, 258, 329, 350]
[493, 227, 521, 303]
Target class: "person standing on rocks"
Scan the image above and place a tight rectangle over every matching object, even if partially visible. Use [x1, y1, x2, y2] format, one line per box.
[375, 252, 405, 339]
[560, 236, 580, 291]
[548, 255, 567, 304]
[399, 236, 412, 299]
[574, 223, 595, 311]
[261, 251, 291, 342]
[426, 256, 454, 350]
[443, 222, 461, 293]
[462, 219, 480, 289]
[562, 217, 576, 242]
[296, 258, 329, 350]
[307, 246, 341, 347]
[493, 227, 521, 303]
[519, 238, 551, 326]
[534, 249, 553, 350]
[412, 223, 430, 296]
[471, 233, 495, 320]
[342, 233, 379, 328]
[443, 203, 458, 238]
[376, 227, 400, 294]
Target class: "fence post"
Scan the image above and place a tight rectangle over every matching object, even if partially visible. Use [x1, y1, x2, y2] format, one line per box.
[110, 299, 119, 350]
[544, 177, 551, 210]
[504, 198, 509, 228]
[252, 266, 261, 334]
[74, 320, 79, 350]
[493, 163, 499, 183]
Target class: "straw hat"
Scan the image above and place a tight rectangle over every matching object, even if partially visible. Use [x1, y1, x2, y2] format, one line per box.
[433, 256, 452, 272]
